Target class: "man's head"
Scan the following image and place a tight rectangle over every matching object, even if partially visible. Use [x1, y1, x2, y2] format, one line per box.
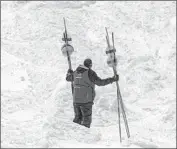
[84, 58, 92, 68]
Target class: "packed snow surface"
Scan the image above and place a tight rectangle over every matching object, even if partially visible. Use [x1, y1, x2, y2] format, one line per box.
[1, 1, 176, 148]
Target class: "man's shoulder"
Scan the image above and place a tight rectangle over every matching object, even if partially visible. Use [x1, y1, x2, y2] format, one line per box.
[88, 68, 95, 74]
[88, 69, 97, 77]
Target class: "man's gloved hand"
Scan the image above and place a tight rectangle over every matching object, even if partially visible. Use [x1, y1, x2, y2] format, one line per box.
[112, 74, 119, 82]
[67, 69, 73, 74]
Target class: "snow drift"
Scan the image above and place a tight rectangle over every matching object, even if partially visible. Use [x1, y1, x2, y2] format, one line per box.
[1, 1, 176, 148]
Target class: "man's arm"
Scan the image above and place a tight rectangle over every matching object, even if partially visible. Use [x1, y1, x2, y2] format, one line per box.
[66, 69, 74, 82]
[88, 69, 117, 86]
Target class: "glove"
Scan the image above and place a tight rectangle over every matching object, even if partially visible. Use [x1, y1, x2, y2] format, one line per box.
[67, 69, 73, 74]
[112, 74, 119, 82]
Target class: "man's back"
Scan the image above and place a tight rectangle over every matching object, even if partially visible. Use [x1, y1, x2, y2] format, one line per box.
[73, 65, 95, 104]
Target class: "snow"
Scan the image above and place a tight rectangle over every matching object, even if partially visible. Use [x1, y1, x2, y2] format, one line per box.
[170, 16, 176, 27]
[1, 1, 176, 148]
[2, 64, 31, 91]
[5, 109, 38, 122]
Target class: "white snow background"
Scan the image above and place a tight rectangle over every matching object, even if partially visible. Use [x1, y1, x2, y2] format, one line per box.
[1, 1, 176, 148]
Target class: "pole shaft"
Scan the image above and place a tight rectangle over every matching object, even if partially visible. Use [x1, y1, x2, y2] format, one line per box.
[113, 67, 130, 138]
[117, 83, 130, 138]
[66, 51, 74, 94]
[115, 75, 122, 142]
[112, 67, 121, 142]
[63, 18, 74, 95]
[106, 28, 122, 142]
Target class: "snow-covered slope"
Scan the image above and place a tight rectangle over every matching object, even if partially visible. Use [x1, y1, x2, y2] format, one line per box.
[1, 1, 176, 148]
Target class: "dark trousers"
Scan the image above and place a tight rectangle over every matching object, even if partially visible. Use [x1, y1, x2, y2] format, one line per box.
[73, 102, 93, 128]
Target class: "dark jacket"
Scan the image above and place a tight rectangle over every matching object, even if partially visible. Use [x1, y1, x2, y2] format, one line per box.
[66, 65, 114, 104]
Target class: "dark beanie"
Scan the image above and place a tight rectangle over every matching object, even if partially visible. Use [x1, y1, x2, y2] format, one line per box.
[84, 58, 92, 67]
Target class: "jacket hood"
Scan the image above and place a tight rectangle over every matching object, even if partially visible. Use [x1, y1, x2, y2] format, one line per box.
[76, 65, 89, 73]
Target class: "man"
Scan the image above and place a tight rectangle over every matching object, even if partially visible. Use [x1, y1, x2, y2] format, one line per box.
[66, 58, 119, 128]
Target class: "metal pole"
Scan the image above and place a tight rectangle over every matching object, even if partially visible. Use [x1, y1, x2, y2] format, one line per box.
[113, 67, 122, 142]
[63, 18, 74, 95]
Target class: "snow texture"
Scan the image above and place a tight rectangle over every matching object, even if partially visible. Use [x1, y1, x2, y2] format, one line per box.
[1, 1, 176, 148]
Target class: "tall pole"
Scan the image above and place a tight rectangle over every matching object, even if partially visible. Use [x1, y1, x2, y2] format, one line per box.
[63, 18, 74, 94]
[105, 28, 122, 142]
[105, 28, 130, 142]
[112, 32, 130, 138]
